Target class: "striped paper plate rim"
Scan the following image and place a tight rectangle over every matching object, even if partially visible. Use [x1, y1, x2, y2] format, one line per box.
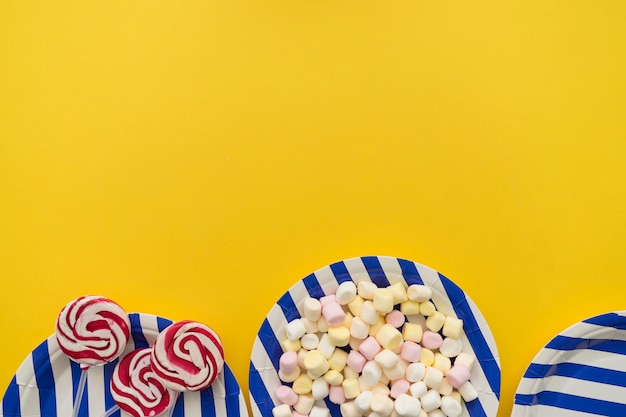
[1, 313, 248, 417]
[513, 311, 626, 417]
[248, 255, 501, 417]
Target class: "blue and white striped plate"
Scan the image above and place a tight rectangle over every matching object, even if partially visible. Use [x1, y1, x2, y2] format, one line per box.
[513, 311, 626, 417]
[248, 256, 501, 417]
[1, 313, 248, 417]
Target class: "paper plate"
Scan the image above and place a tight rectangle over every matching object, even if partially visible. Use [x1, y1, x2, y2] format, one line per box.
[1, 313, 248, 417]
[513, 311, 626, 417]
[248, 255, 501, 417]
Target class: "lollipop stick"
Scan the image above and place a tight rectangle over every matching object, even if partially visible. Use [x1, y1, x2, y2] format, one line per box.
[71, 370, 88, 417]
[97, 405, 120, 417]
[166, 392, 180, 417]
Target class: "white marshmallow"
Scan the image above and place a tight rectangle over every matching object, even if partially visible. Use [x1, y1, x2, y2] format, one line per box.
[309, 405, 330, 417]
[375, 349, 400, 369]
[357, 281, 377, 299]
[361, 360, 382, 387]
[419, 389, 441, 412]
[439, 338, 462, 358]
[340, 401, 361, 417]
[303, 298, 322, 321]
[427, 411, 445, 417]
[360, 301, 379, 325]
[311, 377, 329, 400]
[425, 312, 445, 332]
[442, 316, 463, 339]
[294, 393, 315, 414]
[394, 394, 421, 417]
[405, 362, 426, 382]
[373, 288, 395, 314]
[440, 396, 462, 417]
[354, 390, 373, 413]
[438, 378, 453, 396]
[301, 317, 319, 334]
[458, 381, 478, 402]
[272, 404, 291, 417]
[336, 281, 358, 305]
[389, 282, 408, 304]
[409, 381, 427, 398]
[454, 352, 475, 370]
[301, 333, 320, 350]
[423, 367, 444, 389]
[370, 394, 394, 417]
[383, 364, 406, 381]
[371, 383, 391, 398]
[407, 285, 432, 302]
[317, 334, 336, 359]
[350, 317, 370, 340]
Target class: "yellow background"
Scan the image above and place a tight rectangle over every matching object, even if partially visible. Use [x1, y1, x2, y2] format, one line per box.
[1, 1, 625, 416]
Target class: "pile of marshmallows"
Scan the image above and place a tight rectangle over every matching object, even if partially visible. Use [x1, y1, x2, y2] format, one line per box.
[55, 296, 225, 417]
[272, 281, 478, 417]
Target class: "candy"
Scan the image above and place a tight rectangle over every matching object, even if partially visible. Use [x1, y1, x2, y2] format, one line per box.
[439, 338, 462, 358]
[343, 377, 361, 399]
[336, 281, 358, 305]
[394, 394, 421, 417]
[301, 333, 320, 350]
[385, 310, 406, 328]
[390, 379, 410, 399]
[151, 320, 224, 392]
[328, 326, 350, 347]
[419, 348, 435, 366]
[359, 336, 382, 360]
[389, 283, 408, 304]
[347, 350, 367, 372]
[340, 401, 360, 417]
[458, 381, 478, 402]
[445, 365, 470, 389]
[440, 395, 462, 417]
[383, 364, 405, 381]
[276, 386, 298, 406]
[303, 298, 322, 321]
[425, 312, 445, 333]
[361, 361, 383, 387]
[375, 349, 400, 369]
[420, 389, 442, 412]
[294, 393, 315, 414]
[423, 367, 444, 389]
[354, 390, 373, 413]
[281, 338, 301, 352]
[360, 301, 379, 325]
[432, 353, 451, 373]
[279, 351, 298, 374]
[370, 393, 394, 417]
[357, 281, 377, 299]
[373, 288, 395, 314]
[272, 404, 292, 417]
[375, 324, 403, 350]
[329, 349, 349, 371]
[322, 302, 346, 326]
[454, 352, 475, 370]
[400, 341, 422, 363]
[407, 285, 432, 303]
[286, 319, 307, 341]
[310, 405, 331, 417]
[405, 362, 426, 382]
[312, 377, 330, 400]
[438, 378, 453, 396]
[399, 300, 420, 316]
[409, 381, 427, 398]
[293, 373, 313, 394]
[320, 294, 337, 307]
[348, 296, 365, 317]
[350, 317, 369, 340]
[56, 296, 130, 368]
[442, 317, 463, 339]
[419, 301, 436, 317]
[304, 350, 329, 379]
[317, 334, 336, 358]
[329, 385, 346, 404]
[278, 366, 300, 383]
[110, 348, 176, 417]
[324, 369, 344, 386]
[420, 331, 443, 350]
[401, 323, 423, 343]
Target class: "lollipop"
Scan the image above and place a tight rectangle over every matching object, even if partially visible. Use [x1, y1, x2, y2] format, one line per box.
[56, 295, 131, 368]
[111, 348, 177, 417]
[151, 320, 224, 391]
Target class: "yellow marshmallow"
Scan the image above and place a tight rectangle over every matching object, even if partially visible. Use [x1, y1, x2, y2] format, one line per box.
[348, 295, 365, 317]
[324, 369, 344, 386]
[329, 349, 349, 371]
[343, 378, 361, 399]
[400, 300, 420, 316]
[442, 316, 464, 339]
[426, 311, 446, 332]
[328, 326, 351, 347]
[402, 322, 423, 343]
[375, 324, 403, 350]
[293, 373, 313, 394]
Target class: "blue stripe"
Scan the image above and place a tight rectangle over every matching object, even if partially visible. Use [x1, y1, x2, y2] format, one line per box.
[199, 384, 216, 417]
[523, 362, 626, 387]
[70, 361, 88, 417]
[439, 273, 501, 399]
[31, 339, 57, 417]
[171, 392, 184, 417]
[103, 359, 119, 414]
[249, 362, 273, 417]
[257, 319, 281, 371]
[583, 312, 626, 329]
[329, 261, 352, 284]
[129, 313, 149, 349]
[515, 391, 626, 415]
[465, 395, 488, 417]
[223, 365, 241, 417]
[361, 256, 390, 288]
[397, 258, 424, 286]
[546, 336, 626, 354]
[157, 316, 173, 332]
[302, 273, 325, 299]
[2, 375, 21, 417]
[324, 398, 341, 416]
[277, 292, 300, 323]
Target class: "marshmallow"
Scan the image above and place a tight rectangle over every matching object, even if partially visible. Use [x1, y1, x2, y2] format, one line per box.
[389, 282, 408, 304]
[292, 411, 308, 417]
[425, 312, 445, 332]
[427, 411, 445, 417]
[279, 351, 298, 374]
[343, 365, 360, 380]
[423, 367, 444, 389]
[317, 334, 336, 359]
[317, 315, 329, 333]
[439, 338, 462, 358]
[454, 352, 475, 370]
[292, 373, 313, 394]
[329, 349, 349, 371]
[419, 348, 435, 366]
[303, 298, 322, 321]
[359, 336, 382, 360]
[373, 288, 395, 314]
[432, 353, 451, 373]
[405, 362, 426, 382]
[310, 405, 330, 417]
[347, 350, 367, 372]
[371, 382, 391, 398]
[281, 338, 301, 352]
[445, 365, 470, 389]
[442, 316, 463, 339]
[343, 377, 361, 399]
[272, 404, 291, 417]
[399, 301, 421, 316]
[329, 385, 346, 404]
[360, 301, 379, 325]
[394, 394, 421, 417]
[458, 381, 478, 402]
[401, 323, 423, 343]
[324, 369, 344, 386]
[297, 348, 307, 369]
[354, 390, 373, 413]
[390, 379, 410, 399]
[440, 395, 462, 417]
[286, 319, 307, 341]
[357, 281, 377, 299]
[420, 331, 443, 350]
[383, 364, 405, 381]
[342, 312, 354, 329]
[376, 324, 403, 350]
[301, 317, 319, 334]
[375, 349, 400, 369]
[278, 366, 300, 383]
[276, 385, 298, 405]
[409, 381, 427, 398]
[400, 341, 422, 363]
[438, 378, 453, 396]
[294, 396, 315, 416]
[369, 315, 386, 337]
[407, 285, 432, 302]
[350, 336, 364, 351]
[340, 401, 361, 417]
[320, 294, 336, 307]
[419, 301, 436, 317]
[449, 391, 462, 404]
[348, 296, 365, 317]
[304, 350, 329, 379]
[301, 333, 320, 350]
[311, 377, 330, 400]
[361, 361, 383, 387]
[350, 317, 369, 340]
[323, 302, 346, 326]
[420, 389, 441, 412]
[336, 281, 358, 305]
[385, 310, 406, 328]
[370, 394, 395, 417]
[328, 326, 350, 347]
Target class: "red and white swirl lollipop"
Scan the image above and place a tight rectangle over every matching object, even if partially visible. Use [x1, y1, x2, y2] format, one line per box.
[111, 348, 177, 417]
[151, 320, 224, 392]
[56, 295, 131, 368]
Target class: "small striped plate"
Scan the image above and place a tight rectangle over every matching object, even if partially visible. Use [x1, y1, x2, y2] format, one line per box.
[248, 256, 501, 417]
[513, 311, 626, 417]
[1, 313, 248, 417]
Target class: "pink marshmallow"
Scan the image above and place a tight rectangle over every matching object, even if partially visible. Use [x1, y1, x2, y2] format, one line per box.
[358, 336, 382, 360]
[276, 385, 298, 406]
[347, 350, 367, 372]
[329, 385, 346, 405]
[320, 294, 337, 307]
[400, 341, 422, 363]
[446, 364, 471, 389]
[385, 310, 406, 328]
[279, 351, 298, 374]
[390, 379, 410, 399]
[421, 331, 443, 349]
[322, 302, 346, 326]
